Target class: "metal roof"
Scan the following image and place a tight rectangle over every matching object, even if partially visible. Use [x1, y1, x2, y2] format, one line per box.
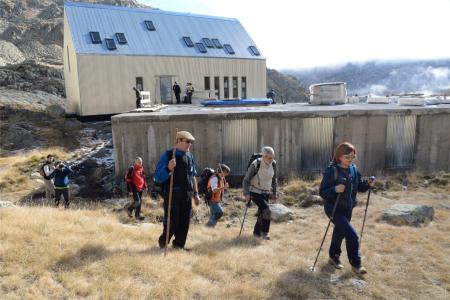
[64, 1, 264, 60]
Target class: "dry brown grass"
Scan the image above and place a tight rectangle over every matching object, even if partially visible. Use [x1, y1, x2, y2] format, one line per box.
[0, 147, 72, 198]
[1, 180, 449, 299]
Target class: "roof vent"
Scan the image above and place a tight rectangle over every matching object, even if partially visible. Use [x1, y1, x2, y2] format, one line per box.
[116, 33, 127, 44]
[249, 46, 260, 56]
[196, 42, 207, 53]
[202, 38, 213, 48]
[183, 36, 194, 47]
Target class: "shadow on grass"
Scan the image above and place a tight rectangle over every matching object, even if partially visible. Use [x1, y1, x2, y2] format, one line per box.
[269, 267, 333, 299]
[193, 236, 262, 253]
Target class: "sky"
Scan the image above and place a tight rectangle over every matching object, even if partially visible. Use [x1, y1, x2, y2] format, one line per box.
[139, 0, 450, 70]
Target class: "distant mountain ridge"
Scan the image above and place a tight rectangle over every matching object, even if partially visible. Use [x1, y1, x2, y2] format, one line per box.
[285, 59, 450, 96]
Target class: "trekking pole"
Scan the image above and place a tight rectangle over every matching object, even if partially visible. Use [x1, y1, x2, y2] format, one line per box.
[164, 128, 178, 257]
[218, 164, 241, 224]
[238, 203, 249, 237]
[359, 176, 375, 249]
[310, 193, 342, 272]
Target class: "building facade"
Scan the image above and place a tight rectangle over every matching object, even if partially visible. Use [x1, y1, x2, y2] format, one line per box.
[64, 1, 266, 116]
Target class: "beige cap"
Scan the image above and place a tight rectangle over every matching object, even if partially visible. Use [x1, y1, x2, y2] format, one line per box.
[177, 131, 195, 141]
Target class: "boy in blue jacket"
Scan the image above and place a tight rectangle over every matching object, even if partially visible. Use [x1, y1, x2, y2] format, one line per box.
[49, 161, 74, 208]
[319, 142, 375, 274]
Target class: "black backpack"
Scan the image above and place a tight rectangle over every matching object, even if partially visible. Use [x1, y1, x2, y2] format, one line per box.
[247, 153, 277, 177]
[197, 167, 215, 204]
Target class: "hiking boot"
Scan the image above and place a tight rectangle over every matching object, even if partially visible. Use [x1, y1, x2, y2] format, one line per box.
[261, 232, 271, 240]
[352, 265, 367, 275]
[329, 257, 344, 270]
[126, 208, 132, 218]
[135, 215, 145, 221]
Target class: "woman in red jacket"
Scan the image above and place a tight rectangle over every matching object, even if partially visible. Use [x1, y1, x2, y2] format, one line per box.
[126, 157, 147, 220]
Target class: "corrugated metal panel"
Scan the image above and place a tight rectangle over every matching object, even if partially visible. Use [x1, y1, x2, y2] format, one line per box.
[65, 1, 264, 60]
[386, 115, 416, 168]
[222, 119, 257, 174]
[301, 118, 334, 171]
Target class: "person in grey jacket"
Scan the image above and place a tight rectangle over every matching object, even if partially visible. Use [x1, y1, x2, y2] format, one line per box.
[242, 146, 278, 240]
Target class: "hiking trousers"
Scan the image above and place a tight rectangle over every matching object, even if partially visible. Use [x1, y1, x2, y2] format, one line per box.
[324, 202, 361, 267]
[207, 202, 224, 227]
[158, 190, 192, 248]
[55, 187, 69, 208]
[251, 192, 271, 236]
[44, 179, 54, 200]
[129, 185, 143, 217]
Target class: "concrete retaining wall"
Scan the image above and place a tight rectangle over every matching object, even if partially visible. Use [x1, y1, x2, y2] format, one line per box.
[112, 104, 450, 179]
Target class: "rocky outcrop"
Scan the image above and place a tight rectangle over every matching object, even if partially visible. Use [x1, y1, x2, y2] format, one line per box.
[382, 204, 434, 226]
[0, 40, 25, 66]
[269, 203, 293, 222]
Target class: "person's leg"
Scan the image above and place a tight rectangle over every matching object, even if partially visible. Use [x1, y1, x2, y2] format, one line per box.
[128, 186, 138, 215]
[207, 203, 216, 226]
[328, 225, 345, 259]
[54, 189, 61, 207]
[214, 203, 224, 221]
[207, 202, 224, 227]
[252, 193, 271, 236]
[44, 180, 52, 200]
[176, 93, 180, 104]
[331, 212, 361, 267]
[62, 188, 70, 208]
[173, 194, 192, 248]
[134, 190, 143, 218]
[158, 196, 181, 248]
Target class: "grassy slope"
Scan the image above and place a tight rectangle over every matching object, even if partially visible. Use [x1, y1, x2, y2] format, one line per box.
[1, 184, 449, 299]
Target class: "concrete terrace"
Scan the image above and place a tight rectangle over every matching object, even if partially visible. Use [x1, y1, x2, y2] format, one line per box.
[113, 103, 450, 121]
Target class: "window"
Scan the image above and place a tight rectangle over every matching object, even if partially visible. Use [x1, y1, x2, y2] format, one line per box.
[116, 33, 127, 44]
[196, 42, 207, 53]
[202, 38, 213, 48]
[232, 77, 238, 98]
[249, 46, 260, 56]
[223, 44, 235, 55]
[214, 76, 220, 99]
[144, 20, 155, 31]
[224, 77, 229, 98]
[211, 38, 222, 48]
[183, 36, 194, 47]
[136, 77, 143, 91]
[105, 38, 116, 50]
[90, 31, 101, 44]
[241, 77, 247, 99]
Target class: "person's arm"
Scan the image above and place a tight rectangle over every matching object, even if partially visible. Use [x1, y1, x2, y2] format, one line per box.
[242, 163, 256, 197]
[43, 165, 52, 177]
[319, 167, 339, 202]
[271, 162, 278, 198]
[210, 176, 219, 193]
[154, 152, 170, 182]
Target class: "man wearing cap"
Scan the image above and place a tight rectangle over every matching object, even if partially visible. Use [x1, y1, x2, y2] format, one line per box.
[154, 130, 201, 250]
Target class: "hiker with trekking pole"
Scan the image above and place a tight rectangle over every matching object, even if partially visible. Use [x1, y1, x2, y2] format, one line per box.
[241, 146, 278, 240]
[312, 142, 375, 274]
[203, 164, 230, 228]
[154, 130, 200, 253]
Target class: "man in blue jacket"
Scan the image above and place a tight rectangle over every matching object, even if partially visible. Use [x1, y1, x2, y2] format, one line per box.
[154, 130, 201, 250]
[49, 161, 74, 208]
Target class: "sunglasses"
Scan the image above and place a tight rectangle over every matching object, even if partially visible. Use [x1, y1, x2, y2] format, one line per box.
[182, 139, 194, 144]
[343, 154, 356, 160]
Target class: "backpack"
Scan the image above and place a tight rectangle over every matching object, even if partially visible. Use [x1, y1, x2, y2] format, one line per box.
[246, 153, 277, 177]
[197, 167, 215, 204]
[124, 167, 134, 193]
[39, 163, 52, 180]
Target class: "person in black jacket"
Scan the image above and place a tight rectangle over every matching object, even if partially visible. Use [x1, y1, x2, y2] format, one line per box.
[319, 142, 375, 274]
[172, 82, 181, 104]
[133, 86, 142, 109]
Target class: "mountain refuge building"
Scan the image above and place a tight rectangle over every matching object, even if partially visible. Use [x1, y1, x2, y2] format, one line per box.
[63, 1, 266, 117]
